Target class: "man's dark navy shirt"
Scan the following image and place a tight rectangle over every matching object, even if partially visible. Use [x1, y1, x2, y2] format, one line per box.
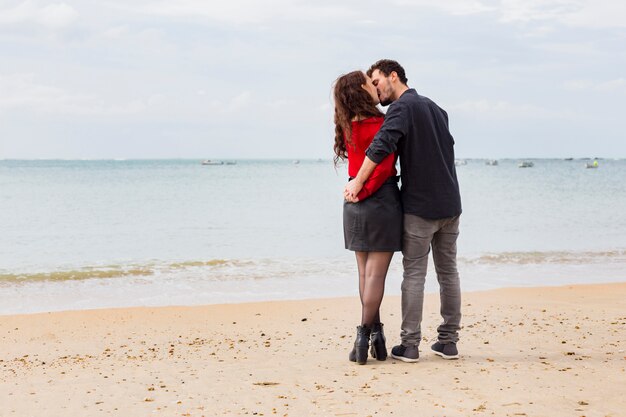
[365, 89, 462, 219]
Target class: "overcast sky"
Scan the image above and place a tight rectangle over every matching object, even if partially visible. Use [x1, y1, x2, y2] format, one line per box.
[1, 0, 625, 159]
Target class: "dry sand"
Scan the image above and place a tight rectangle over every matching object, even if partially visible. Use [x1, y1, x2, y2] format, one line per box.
[1, 283, 625, 417]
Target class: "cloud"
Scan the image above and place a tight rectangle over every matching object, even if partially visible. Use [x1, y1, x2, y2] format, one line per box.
[0, 1, 79, 29]
[0, 71, 304, 124]
[393, 0, 626, 29]
[228, 91, 252, 110]
[392, 0, 495, 16]
[495, 0, 626, 29]
[267, 98, 296, 109]
[1, 0, 624, 159]
[0, 73, 154, 116]
[101, 25, 130, 39]
[207, 91, 298, 114]
[448, 98, 573, 120]
[557, 0, 626, 28]
[597, 78, 626, 92]
[495, 0, 579, 24]
[0, 73, 78, 110]
[563, 78, 626, 93]
[317, 102, 331, 115]
[106, 0, 357, 25]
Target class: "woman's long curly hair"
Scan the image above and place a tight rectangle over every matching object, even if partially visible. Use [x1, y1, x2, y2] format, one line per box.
[333, 71, 384, 166]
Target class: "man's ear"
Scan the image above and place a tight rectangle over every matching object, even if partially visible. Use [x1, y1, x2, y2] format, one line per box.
[389, 71, 398, 82]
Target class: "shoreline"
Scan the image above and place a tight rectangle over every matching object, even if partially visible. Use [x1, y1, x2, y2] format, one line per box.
[1, 282, 625, 416]
[2, 262, 626, 316]
[1, 278, 626, 317]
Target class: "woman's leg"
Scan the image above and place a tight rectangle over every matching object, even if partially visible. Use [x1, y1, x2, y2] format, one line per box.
[360, 251, 394, 326]
[355, 251, 368, 310]
[350, 251, 369, 363]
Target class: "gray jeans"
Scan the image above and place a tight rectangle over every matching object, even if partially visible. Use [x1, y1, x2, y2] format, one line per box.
[400, 214, 462, 346]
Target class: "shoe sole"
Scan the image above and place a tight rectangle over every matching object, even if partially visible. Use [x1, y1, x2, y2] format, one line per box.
[390, 353, 419, 363]
[431, 349, 459, 360]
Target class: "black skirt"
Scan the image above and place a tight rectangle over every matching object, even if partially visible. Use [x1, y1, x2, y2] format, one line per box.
[343, 178, 403, 252]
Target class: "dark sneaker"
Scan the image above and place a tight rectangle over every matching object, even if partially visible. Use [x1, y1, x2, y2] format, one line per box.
[390, 344, 419, 363]
[431, 341, 459, 359]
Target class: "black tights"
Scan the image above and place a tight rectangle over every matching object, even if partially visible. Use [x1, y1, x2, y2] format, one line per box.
[355, 251, 394, 327]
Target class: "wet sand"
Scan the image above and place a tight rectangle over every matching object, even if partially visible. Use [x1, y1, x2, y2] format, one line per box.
[1, 282, 625, 416]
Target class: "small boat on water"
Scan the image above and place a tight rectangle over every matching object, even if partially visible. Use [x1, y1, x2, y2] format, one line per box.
[518, 161, 534, 168]
[585, 160, 599, 169]
[201, 160, 224, 165]
[485, 159, 498, 166]
[454, 159, 467, 166]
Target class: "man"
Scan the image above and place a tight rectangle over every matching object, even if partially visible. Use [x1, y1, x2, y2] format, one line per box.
[344, 59, 462, 362]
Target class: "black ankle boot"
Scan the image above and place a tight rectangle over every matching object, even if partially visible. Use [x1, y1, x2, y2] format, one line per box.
[370, 322, 387, 361]
[353, 325, 371, 365]
[348, 345, 356, 362]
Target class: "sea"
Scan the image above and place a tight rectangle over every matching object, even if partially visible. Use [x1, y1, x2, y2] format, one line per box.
[1, 158, 625, 315]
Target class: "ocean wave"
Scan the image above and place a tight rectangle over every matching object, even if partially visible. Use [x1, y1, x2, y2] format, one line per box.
[169, 259, 255, 268]
[2, 250, 625, 285]
[461, 250, 626, 265]
[0, 267, 154, 283]
[0, 259, 259, 284]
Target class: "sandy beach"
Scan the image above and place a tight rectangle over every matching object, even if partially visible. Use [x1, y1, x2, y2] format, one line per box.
[1, 283, 625, 417]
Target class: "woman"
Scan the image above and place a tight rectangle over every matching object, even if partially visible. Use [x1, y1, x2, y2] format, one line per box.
[333, 71, 402, 365]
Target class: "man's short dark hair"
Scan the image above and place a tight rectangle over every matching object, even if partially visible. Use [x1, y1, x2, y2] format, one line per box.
[367, 59, 408, 85]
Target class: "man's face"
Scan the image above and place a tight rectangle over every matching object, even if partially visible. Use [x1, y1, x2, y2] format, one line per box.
[370, 69, 394, 106]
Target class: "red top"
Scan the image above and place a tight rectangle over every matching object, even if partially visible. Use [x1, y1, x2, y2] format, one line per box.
[347, 116, 397, 201]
